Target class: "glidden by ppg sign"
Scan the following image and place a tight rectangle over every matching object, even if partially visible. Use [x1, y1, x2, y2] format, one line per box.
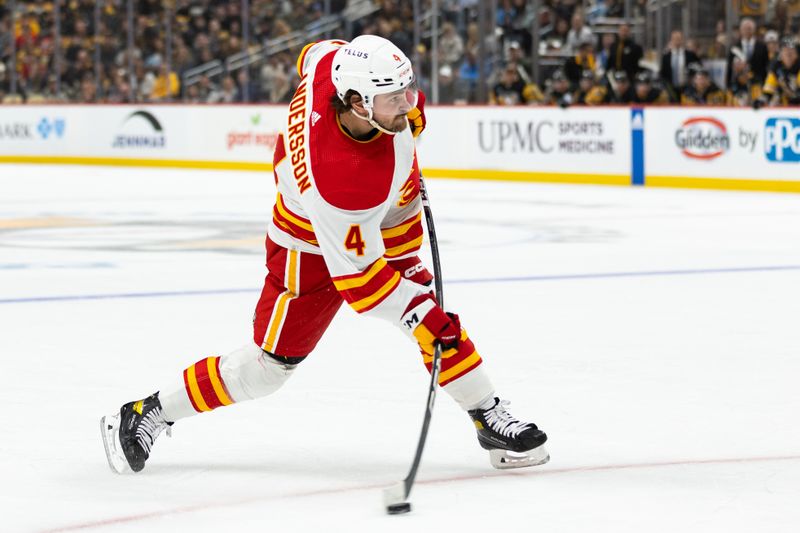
[674, 117, 730, 160]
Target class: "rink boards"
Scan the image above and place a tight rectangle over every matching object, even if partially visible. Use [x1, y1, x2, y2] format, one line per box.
[0, 104, 799, 193]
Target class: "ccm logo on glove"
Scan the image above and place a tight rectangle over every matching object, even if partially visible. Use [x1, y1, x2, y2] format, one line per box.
[400, 293, 460, 350]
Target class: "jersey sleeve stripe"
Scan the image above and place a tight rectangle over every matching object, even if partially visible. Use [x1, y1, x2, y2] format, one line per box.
[347, 271, 401, 312]
[276, 193, 314, 231]
[384, 235, 423, 259]
[331, 258, 388, 290]
[382, 212, 424, 258]
[273, 213, 319, 246]
[273, 194, 319, 245]
[296, 42, 316, 77]
[380, 212, 422, 239]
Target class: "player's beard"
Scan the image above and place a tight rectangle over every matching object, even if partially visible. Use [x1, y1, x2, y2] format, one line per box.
[375, 114, 409, 133]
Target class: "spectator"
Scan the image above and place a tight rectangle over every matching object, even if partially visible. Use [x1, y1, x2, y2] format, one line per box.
[552, 0, 579, 23]
[564, 37, 597, 86]
[106, 76, 132, 103]
[464, 21, 481, 58]
[565, 10, 593, 53]
[78, 74, 97, 103]
[439, 22, 464, 67]
[574, 69, 598, 104]
[605, 0, 625, 18]
[543, 69, 573, 106]
[681, 65, 726, 105]
[506, 41, 531, 83]
[457, 49, 480, 103]
[597, 32, 616, 73]
[489, 61, 543, 105]
[490, 61, 527, 105]
[139, 65, 157, 100]
[611, 23, 643, 80]
[609, 71, 635, 103]
[543, 17, 570, 52]
[708, 20, 728, 60]
[660, 29, 700, 101]
[151, 63, 180, 101]
[235, 69, 259, 102]
[761, 38, 800, 106]
[727, 18, 769, 86]
[436, 64, 459, 104]
[207, 74, 238, 103]
[0, 63, 10, 101]
[195, 75, 217, 102]
[765, 31, 781, 64]
[727, 49, 762, 106]
[172, 40, 196, 77]
[632, 70, 669, 104]
[586, 70, 635, 104]
[183, 83, 204, 104]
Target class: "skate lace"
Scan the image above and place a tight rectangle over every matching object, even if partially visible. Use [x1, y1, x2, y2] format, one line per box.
[484, 400, 532, 438]
[136, 407, 170, 455]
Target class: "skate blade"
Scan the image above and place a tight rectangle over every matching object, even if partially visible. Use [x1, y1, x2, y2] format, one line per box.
[100, 414, 133, 475]
[489, 445, 550, 470]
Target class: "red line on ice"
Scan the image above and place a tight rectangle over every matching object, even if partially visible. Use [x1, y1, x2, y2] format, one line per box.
[40, 454, 800, 532]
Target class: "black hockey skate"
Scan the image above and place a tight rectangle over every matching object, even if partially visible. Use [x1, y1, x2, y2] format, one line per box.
[100, 392, 172, 474]
[468, 397, 549, 469]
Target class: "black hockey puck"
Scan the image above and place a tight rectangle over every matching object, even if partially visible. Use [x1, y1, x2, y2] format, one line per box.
[386, 502, 412, 515]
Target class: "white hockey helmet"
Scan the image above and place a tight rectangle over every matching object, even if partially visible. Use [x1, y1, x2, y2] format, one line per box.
[331, 35, 416, 112]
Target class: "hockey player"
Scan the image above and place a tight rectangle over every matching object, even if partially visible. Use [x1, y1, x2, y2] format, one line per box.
[632, 70, 669, 105]
[727, 49, 762, 107]
[759, 38, 800, 106]
[544, 69, 573, 107]
[680, 64, 726, 105]
[101, 35, 549, 474]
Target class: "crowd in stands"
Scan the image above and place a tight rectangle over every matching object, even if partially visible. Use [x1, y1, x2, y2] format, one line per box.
[1, 0, 798, 107]
[488, 13, 800, 108]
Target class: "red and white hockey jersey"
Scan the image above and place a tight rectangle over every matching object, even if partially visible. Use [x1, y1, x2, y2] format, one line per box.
[267, 40, 429, 324]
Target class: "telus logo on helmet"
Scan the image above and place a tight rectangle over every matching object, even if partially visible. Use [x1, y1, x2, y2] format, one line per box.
[343, 49, 369, 59]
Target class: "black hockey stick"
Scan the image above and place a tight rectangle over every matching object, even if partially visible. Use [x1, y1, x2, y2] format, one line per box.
[383, 173, 444, 514]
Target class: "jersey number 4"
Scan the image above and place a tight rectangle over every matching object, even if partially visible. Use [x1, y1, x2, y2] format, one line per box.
[344, 224, 367, 257]
[345, 224, 366, 256]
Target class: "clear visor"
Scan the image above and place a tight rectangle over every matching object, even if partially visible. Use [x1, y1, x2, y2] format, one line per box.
[371, 81, 419, 116]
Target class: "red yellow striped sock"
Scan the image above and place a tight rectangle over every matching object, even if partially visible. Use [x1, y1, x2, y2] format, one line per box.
[183, 356, 235, 413]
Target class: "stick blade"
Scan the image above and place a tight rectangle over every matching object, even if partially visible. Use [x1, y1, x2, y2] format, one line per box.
[383, 481, 410, 515]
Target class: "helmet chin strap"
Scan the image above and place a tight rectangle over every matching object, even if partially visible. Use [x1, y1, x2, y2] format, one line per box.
[350, 107, 398, 136]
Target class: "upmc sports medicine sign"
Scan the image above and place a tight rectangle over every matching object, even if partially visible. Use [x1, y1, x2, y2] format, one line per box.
[477, 120, 615, 155]
[674, 117, 730, 160]
[419, 107, 630, 180]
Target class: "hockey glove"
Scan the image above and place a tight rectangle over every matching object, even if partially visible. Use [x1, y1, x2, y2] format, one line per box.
[388, 256, 433, 286]
[400, 293, 461, 350]
[407, 90, 427, 138]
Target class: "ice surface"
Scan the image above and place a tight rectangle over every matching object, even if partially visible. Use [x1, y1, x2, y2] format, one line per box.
[2, 164, 800, 532]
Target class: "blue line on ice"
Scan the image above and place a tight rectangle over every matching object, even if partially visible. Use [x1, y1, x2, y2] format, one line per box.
[2, 264, 799, 305]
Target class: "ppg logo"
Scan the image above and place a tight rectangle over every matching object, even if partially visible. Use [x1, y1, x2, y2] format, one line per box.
[764, 118, 800, 163]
